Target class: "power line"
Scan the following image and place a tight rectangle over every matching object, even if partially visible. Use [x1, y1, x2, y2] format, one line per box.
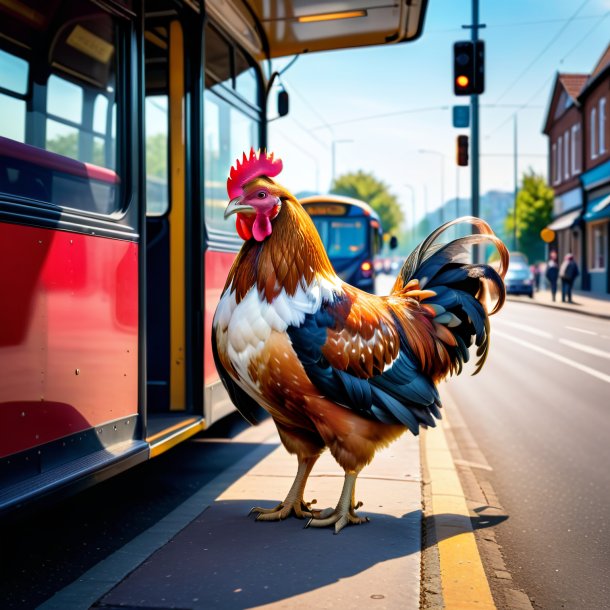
[305, 104, 542, 132]
[493, 0, 593, 105]
[485, 8, 610, 140]
[280, 75, 335, 136]
[427, 13, 606, 34]
[310, 105, 450, 130]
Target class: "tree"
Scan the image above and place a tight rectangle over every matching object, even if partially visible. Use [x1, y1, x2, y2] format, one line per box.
[331, 170, 403, 234]
[146, 133, 168, 178]
[505, 170, 553, 262]
[46, 133, 78, 160]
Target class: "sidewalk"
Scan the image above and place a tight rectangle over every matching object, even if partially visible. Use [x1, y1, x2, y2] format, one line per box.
[42, 418, 423, 610]
[507, 286, 610, 319]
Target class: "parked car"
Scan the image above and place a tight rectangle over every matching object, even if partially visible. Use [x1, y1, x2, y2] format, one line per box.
[505, 261, 535, 297]
[509, 251, 528, 265]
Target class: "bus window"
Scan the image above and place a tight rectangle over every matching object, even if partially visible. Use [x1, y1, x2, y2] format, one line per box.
[234, 48, 258, 107]
[312, 218, 366, 258]
[144, 21, 170, 216]
[0, 1, 123, 215]
[0, 49, 28, 143]
[204, 94, 260, 232]
[145, 96, 169, 216]
[203, 23, 262, 234]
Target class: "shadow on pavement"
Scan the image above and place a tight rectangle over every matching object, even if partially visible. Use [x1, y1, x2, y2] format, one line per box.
[98, 500, 508, 609]
[99, 502, 421, 608]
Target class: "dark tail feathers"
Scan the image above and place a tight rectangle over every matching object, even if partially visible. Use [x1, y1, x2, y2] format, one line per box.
[395, 216, 509, 375]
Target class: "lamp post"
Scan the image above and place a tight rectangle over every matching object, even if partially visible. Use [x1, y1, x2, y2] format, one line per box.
[513, 113, 519, 252]
[419, 149, 445, 224]
[331, 139, 353, 189]
[404, 183, 416, 246]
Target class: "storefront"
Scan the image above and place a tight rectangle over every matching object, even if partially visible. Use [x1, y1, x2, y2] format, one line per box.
[581, 159, 610, 294]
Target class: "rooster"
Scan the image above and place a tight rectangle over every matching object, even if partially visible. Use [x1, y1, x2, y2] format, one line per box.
[212, 149, 508, 533]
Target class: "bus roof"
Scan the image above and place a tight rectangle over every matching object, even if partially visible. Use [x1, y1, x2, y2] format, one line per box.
[207, 0, 429, 59]
[300, 194, 381, 221]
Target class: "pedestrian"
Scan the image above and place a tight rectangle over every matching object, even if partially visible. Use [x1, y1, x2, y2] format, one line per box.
[545, 251, 559, 302]
[531, 263, 541, 291]
[559, 253, 579, 303]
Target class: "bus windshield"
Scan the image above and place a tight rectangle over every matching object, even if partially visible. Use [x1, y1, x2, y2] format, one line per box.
[311, 217, 367, 259]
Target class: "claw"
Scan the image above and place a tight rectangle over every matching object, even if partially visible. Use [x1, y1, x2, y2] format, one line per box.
[250, 499, 320, 521]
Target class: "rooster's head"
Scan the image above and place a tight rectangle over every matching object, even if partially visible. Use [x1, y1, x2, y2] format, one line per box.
[225, 148, 292, 242]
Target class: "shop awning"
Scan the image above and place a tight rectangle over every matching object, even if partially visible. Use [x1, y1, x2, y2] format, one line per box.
[584, 193, 610, 222]
[547, 209, 581, 231]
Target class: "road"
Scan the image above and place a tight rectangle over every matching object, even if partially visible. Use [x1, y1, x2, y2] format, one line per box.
[376, 272, 610, 607]
[445, 298, 610, 609]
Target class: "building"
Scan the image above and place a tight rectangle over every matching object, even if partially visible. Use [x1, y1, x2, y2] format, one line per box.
[578, 45, 610, 294]
[543, 44, 610, 295]
[542, 73, 587, 289]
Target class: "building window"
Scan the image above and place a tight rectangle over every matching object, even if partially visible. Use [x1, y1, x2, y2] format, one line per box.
[564, 129, 570, 179]
[600, 97, 606, 155]
[588, 222, 607, 271]
[591, 107, 597, 159]
[557, 135, 562, 183]
[551, 143, 557, 184]
[571, 124, 580, 174]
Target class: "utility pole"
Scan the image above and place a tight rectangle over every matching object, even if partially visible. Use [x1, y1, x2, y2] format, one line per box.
[513, 113, 518, 251]
[404, 184, 416, 246]
[331, 139, 353, 189]
[464, 0, 484, 262]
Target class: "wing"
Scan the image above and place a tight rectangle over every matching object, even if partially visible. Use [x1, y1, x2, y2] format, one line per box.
[211, 324, 267, 425]
[286, 285, 442, 435]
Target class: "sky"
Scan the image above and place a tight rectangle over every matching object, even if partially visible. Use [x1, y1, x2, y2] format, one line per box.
[268, 0, 610, 229]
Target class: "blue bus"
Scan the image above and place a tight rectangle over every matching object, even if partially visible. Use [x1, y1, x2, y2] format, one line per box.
[301, 195, 387, 292]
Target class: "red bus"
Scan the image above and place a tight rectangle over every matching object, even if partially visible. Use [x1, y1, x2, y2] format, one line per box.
[0, 0, 427, 514]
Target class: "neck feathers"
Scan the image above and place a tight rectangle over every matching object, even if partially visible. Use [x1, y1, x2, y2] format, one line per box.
[227, 196, 336, 303]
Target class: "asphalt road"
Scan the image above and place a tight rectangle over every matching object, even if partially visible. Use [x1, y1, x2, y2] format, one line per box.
[445, 298, 610, 609]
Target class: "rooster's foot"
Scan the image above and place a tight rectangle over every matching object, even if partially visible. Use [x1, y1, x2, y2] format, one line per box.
[249, 498, 321, 521]
[304, 472, 367, 533]
[305, 501, 369, 534]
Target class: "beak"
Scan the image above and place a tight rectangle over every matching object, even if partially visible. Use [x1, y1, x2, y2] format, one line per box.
[224, 197, 254, 219]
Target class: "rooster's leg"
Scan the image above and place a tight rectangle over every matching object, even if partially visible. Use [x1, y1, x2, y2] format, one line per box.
[249, 455, 320, 521]
[305, 471, 369, 534]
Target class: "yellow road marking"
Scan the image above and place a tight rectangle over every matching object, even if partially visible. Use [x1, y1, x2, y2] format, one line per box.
[423, 419, 496, 609]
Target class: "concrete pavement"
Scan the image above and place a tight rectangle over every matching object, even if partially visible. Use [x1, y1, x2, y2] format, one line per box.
[40, 412, 497, 610]
[507, 286, 610, 319]
[42, 417, 426, 610]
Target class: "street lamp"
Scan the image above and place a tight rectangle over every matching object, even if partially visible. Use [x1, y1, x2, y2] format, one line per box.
[404, 183, 416, 246]
[418, 149, 445, 224]
[331, 139, 353, 188]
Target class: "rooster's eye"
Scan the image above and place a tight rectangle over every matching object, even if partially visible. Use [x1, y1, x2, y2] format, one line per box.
[257, 191, 266, 199]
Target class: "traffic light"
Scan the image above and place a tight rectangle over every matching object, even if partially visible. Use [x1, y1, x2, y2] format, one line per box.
[453, 41, 485, 95]
[457, 135, 469, 166]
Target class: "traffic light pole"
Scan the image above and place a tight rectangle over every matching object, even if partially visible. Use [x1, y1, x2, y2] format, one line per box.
[469, 0, 482, 263]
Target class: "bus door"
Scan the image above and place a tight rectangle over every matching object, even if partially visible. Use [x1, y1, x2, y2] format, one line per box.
[144, 4, 204, 454]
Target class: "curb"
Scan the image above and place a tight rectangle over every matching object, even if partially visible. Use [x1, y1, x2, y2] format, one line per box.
[421, 419, 496, 609]
[506, 295, 610, 320]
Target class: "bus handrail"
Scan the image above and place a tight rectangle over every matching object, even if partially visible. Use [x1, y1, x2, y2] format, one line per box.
[0, 136, 121, 185]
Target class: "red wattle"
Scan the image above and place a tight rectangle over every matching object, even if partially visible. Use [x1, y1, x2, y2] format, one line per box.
[236, 213, 253, 240]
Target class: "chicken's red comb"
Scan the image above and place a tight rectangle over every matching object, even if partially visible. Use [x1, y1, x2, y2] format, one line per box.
[227, 148, 283, 199]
